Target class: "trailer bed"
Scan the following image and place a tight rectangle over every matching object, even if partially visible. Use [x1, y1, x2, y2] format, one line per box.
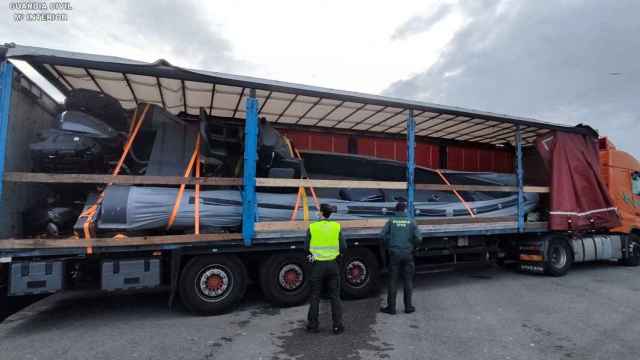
[0, 219, 548, 258]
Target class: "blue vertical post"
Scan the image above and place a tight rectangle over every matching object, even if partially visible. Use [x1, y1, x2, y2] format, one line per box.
[406, 109, 416, 218]
[0, 62, 14, 201]
[515, 125, 524, 233]
[242, 89, 259, 246]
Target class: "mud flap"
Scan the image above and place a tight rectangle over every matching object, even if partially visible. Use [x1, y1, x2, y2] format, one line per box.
[517, 237, 546, 274]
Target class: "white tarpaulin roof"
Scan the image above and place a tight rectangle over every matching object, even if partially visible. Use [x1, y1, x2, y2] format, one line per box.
[2, 43, 595, 145]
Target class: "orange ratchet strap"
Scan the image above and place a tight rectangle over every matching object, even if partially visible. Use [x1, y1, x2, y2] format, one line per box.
[288, 146, 320, 221]
[290, 187, 303, 221]
[79, 104, 151, 254]
[166, 133, 201, 230]
[112, 104, 151, 177]
[194, 150, 201, 235]
[435, 169, 476, 218]
[293, 148, 320, 212]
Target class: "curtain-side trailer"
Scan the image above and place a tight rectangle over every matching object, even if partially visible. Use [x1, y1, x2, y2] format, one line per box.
[0, 44, 637, 316]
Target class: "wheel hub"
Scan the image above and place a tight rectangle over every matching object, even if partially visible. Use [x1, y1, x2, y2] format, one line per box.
[550, 246, 567, 268]
[346, 260, 368, 287]
[278, 264, 304, 290]
[198, 267, 230, 298]
[206, 275, 223, 291]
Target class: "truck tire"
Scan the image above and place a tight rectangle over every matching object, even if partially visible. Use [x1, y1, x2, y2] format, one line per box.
[179, 255, 248, 315]
[259, 253, 311, 307]
[341, 248, 380, 299]
[545, 238, 573, 277]
[622, 235, 640, 267]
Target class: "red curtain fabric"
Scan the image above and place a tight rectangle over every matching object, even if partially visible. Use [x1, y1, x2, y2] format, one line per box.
[536, 132, 620, 231]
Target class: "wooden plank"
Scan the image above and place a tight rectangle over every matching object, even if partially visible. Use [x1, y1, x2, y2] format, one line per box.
[255, 219, 388, 232]
[416, 183, 549, 193]
[416, 217, 517, 225]
[3, 172, 242, 186]
[258, 178, 549, 192]
[0, 220, 549, 251]
[4, 172, 549, 193]
[523, 186, 549, 193]
[256, 178, 407, 189]
[0, 233, 243, 250]
[255, 216, 518, 232]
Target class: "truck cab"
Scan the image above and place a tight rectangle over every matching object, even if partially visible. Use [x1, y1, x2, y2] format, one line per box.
[599, 137, 640, 234]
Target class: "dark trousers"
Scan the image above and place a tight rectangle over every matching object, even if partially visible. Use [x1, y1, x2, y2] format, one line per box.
[387, 252, 415, 310]
[307, 260, 343, 328]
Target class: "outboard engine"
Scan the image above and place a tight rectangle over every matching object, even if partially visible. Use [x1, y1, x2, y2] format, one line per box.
[30, 110, 124, 173]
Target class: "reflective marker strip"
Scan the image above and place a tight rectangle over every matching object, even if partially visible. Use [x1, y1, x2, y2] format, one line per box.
[549, 207, 618, 217]
[0, 257, 12, 263]
[310, 246, 339, 250]
[519, 254, 544, 262]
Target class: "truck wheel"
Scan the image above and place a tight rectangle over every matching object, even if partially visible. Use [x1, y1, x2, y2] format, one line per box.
[545, 238, 573, 277]
[259, 253, 311, 307]
[179, 255, 248, 315]
[622, 236, 640, 267]
[341, 248, 380, 299]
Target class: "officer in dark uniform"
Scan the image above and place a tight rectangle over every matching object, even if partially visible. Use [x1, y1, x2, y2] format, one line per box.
[305, 204, 347, 334]
[380, 201, 422, 314]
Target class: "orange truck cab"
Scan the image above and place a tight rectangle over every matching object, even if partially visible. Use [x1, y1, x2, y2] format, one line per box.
[517, 137, 640, 276]
[599, 137, 640, 234]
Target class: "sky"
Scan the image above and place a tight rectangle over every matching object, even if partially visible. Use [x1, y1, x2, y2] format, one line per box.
[2, 0, 638, 157]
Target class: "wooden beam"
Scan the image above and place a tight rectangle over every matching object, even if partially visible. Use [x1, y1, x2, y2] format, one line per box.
[3, 172, 242, 186]
[255, 178, 407, 189]
[0, 219, 548, 250]
[415, 183, 549, 193]
[0, 233, 243, 250]
[257, 179, 548, 192]
[4, 172, 550, 193]
[255, 216, 521, 232]
[256, 219, 388, 232]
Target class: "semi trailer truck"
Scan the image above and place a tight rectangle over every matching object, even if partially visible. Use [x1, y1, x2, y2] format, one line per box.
[0, 44, 637, 316]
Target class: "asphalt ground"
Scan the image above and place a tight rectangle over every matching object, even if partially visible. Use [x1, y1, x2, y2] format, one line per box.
[1, 262, 639, 360]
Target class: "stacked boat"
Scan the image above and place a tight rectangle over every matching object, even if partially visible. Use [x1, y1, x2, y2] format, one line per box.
[27, 89, 538, 236]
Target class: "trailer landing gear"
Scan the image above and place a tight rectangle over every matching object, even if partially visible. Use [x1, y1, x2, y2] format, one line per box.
[179, 255, 248, 315]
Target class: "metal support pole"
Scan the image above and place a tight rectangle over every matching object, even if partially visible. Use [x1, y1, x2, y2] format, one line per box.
[406, 109, 416, 218]
[0, 62, 14, 201]
[242, 89, 259, 246]
[515, 125, 524, 233]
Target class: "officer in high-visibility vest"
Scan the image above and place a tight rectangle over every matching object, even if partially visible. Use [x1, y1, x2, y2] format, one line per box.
[305, 203, 347, 334]
[380, 201, 422, 315]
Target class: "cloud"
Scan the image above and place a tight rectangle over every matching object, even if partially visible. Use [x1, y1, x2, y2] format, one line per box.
[384, 0, 640, 157]
[113, 0, 246, 72]
[391, 4, 453, 40]
[0, 0, 248, 73]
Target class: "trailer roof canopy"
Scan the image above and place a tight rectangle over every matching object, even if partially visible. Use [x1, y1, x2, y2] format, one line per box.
[2, 44, 593, 146]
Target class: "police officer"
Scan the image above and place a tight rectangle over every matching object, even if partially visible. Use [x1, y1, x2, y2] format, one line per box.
[380, 201, 422, 315]
[305, 203, 347, 334]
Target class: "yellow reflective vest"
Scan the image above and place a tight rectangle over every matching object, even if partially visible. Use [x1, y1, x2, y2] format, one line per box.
[308, 220, 341, 261]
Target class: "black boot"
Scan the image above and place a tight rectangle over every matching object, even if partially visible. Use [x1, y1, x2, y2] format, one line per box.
[380, 306, 397, 315]
[333, 324, 345, 335]
[405, 306, 416, 314]
[306, 323, 319, 333]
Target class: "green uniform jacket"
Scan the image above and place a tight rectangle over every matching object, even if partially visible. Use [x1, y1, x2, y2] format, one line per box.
[381, 214, 422, 256]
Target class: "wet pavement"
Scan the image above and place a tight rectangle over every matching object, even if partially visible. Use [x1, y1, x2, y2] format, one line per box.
[1, 262, 639, 359]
